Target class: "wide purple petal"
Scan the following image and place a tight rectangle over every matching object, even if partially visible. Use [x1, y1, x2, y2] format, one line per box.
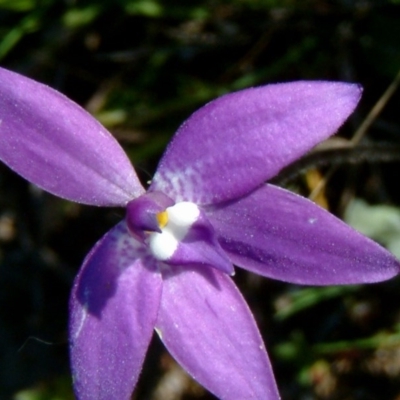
[151, 81, 361, 205]
[206, 184, 400, 285]
[0, 67, 144, 206]
[156, 265, 279, 400]
[69, 222, 162, 400]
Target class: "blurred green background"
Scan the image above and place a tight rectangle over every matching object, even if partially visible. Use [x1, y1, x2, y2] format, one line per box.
[1, 0, 400, 399]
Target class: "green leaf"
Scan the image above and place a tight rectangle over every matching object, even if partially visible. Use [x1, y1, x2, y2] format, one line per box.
[275, 286, 358, 320]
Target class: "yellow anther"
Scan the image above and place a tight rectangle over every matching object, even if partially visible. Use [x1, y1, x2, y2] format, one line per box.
[156, 211, 169, 229]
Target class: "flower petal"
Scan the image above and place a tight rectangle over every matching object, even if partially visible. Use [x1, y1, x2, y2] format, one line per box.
[0, 67, 144, 206]
[156, 265, 279, 400]
[151, 81, 361, 205]
[206, 184, 400, 285]
[69, 222, 162, 400]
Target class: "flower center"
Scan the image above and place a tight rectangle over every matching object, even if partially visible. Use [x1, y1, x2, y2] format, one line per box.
[126, 192, 233, 274]
[149, 202, 200, 261]
[156, 210, 169, 229]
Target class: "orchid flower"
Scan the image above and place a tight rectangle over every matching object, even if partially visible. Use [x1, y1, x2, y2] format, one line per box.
[0, 66, 399, 400]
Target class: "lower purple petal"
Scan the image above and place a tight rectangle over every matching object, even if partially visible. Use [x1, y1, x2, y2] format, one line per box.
[156, 265, 280, 400]
[69, 222, 162, 400]
[206, 184, 400, 285]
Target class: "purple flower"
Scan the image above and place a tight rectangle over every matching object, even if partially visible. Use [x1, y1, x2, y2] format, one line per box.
[0, 66, 398, 400]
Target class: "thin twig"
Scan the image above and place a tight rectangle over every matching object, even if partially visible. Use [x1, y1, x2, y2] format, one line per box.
[272, 143, 400, 185]
[308, 67, 400, 201]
